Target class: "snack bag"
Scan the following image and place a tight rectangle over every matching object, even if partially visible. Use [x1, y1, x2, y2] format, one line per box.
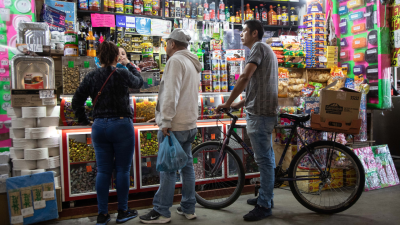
[278, 68, 289, 98]
[301, 84, 315, 97]
[310, 82, 323, 96]
[308, 70, 331, 83]
[327, 66, 347, 90]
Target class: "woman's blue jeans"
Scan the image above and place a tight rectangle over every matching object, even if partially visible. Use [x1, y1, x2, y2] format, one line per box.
[92, 117, 135, 215]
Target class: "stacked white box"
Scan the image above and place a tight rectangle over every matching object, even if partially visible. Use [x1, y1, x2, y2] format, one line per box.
[9, 106, 61, 179]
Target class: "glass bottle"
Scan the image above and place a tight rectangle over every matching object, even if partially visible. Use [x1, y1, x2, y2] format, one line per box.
[261, 4, 267, 25]
[181, 1, 186, 18]
[79, 32, 87, 56]
[218, 0, 225, 22]
[245, 4, 252, 21]
[225, 6, 229, 22]
[104, 0, 109, 12]
[235, 11, 240, 23]
[86, 27, 96, 57]
[210, 1, 215, 22]
[175, 1, 181, 18]
[191, 2, 197, 19]
[204, 0, 210, 21]
[109, 0, 115, 12]
[230, 6, 235, 23]
[255, 6, 260, 21]
[282, 6, 288, 26]
[186, 0, 191, 18]
[198, 1, 204, 21]
[276, 4, 282, 25]
[290, 7, 298, 26]
[165, 0, 169, 17]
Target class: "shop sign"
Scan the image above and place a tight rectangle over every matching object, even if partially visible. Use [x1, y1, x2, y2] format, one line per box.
[116, 15, 136, 28]
[91, 14, 115, 28]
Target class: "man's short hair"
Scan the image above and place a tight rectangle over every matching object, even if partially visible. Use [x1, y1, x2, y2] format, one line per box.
[169, 39, 189, 49]
[244, 20, 264, 40]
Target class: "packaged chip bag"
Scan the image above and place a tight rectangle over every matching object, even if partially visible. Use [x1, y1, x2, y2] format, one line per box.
[328, 66, 347, 90]
[301, 84, 315, 97]
[278, 67, 289, 98]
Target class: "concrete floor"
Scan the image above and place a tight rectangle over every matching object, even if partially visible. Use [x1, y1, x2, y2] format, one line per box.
[38, 184, 400, 225]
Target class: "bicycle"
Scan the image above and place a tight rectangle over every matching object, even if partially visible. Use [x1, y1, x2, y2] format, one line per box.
[192, 109, 365, 214]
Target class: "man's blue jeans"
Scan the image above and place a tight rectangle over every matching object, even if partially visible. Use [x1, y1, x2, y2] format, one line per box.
[92, 117, 135, 215]
[153, 128, 197, 218]
[246, 114, 277, 209]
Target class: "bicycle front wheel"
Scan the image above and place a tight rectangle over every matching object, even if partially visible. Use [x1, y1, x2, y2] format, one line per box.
[288, 141, 365, 214]
[192, 142, 245, 209]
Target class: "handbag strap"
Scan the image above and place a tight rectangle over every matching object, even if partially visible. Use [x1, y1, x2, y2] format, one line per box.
[93, 68, 117, 109]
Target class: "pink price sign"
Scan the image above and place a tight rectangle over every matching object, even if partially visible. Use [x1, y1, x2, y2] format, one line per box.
[91, 14, 115, 27]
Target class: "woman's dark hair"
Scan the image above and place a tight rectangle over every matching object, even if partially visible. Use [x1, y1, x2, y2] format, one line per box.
[118, 46, 127, 54]
[244, 20, 264, 40]
[98, 41, 119, 66]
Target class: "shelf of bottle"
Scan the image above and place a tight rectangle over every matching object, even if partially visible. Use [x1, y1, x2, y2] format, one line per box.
[246, 0, 307, 5]
[77, 10, 174, 21]
[233, 23, 298, 30]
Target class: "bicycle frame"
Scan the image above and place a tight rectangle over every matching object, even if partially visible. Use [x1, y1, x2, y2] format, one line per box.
[211, 112, 327, 182]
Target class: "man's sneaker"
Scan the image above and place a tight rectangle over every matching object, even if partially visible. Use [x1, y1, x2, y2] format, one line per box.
[176, 207, 197, 220]
[116, 209, 138, 224]
[96, 214, 111, 225]
[139, 209, 171, 224]
[247, 197, 274, 208]
[243, 205, 272, 221]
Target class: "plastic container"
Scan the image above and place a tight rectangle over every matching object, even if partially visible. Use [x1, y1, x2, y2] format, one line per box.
[348, 11, 363, 21]
[276, 4, 282, 25]
[352, 38, 367, 49]
[282, 6, 288, 26]
[64, 44, 79, 57]
[124, 0, 133, 14]
[353, 65, 365, 75]
[290, 7, 298, 26]
[339, 5, 348, 15]
[115, 0, 125, 13]
[339, 18, 347, 34]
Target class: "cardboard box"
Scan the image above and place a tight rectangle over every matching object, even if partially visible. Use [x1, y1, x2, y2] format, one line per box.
[56, 187, 62, 212]
[319, 85, 361, 124]
[11, 89, 57, 107]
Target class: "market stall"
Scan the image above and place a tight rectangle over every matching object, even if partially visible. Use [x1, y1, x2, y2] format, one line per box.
[1, 1, 399, 223]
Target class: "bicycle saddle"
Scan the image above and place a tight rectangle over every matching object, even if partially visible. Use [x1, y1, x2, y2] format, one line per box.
[280, 113, 310, 122]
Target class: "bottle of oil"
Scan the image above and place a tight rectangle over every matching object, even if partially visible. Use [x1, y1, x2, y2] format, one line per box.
[282, 5, 288, 26]
[268, 5, 277, 25]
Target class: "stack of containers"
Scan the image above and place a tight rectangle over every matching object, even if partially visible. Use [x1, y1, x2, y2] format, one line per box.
[304, 13, 326, 68]
[0, 151, 10, 193]
[212, 52, 222, 92]
[326, 46, 339, 68]
[305, 40, 317, 68]
[7, 106, 62, 187]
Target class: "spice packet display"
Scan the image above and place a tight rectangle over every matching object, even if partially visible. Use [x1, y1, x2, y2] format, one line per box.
[327, 66, 347, 91]
[278, 68, 289, 98]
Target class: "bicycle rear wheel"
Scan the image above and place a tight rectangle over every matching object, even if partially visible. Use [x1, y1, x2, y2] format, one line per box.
[288, 141, 365, 214]
[192, 142, 245, 209]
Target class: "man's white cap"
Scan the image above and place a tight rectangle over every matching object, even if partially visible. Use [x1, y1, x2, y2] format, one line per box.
[165, 29, 191, 44]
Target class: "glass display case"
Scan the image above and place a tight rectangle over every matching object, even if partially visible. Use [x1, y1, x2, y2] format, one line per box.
[61, 129, 136, 201]
[60, 93, 246, 126]
[226, 124, 259, 178]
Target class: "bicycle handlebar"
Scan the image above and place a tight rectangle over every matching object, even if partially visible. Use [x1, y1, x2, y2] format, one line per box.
[218, 108, 239, 120]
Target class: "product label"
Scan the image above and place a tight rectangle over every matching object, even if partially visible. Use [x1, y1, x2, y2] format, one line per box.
[339, 6, 345, 11]
[354, 26, 360, 30]
[24, 72, 44, 89]
[33, 200, 46, 209]
[64, 35, 76, 43]
[1, 59, 7, 66]
[340, 52, 346, 56]
[364, 12, 371, 17]
[198, 8, 203, 16]
[277, 15, 282, 20]
[64, 47, 78, 56]
[272, 15, 277, 24]
[262, 12, 267, 21]
[161, 54, 167, 64]
[311, 6, 319, 12]
[354, 54, 360, 58]
[210, 9, 215, 20]
[369, 35, 376, 39]
[134, 4, 142, 14]
[355, 40, 360, 44]
[11, 216, 23, 224]
[349, 1, 357, 6]
[176, 7, 181, 17]
[354, 68, 360, 72]
[21, 207, 34, 217]
[282, 13, 288, 22]
[370, 86, 378, 90]
[339, 22, 346, 27]
[368, 68, 378, 73]
[87, 40, 95, 50]
[367, 49, 377, 54]
[204, 12, 210, 20]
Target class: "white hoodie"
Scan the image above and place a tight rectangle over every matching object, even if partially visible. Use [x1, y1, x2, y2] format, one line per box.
[155, 49, 202, 131]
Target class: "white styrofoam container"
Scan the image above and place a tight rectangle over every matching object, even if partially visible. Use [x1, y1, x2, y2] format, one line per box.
[37, 156, 60, 169]
[0, 163, 10, 175]
[46, 167, 60, 177]
[37, 117, 59, 127]
[22, 106, 47, 118]
[7, 107, 22, 118]
[12, 138, 37, 149]
[12, 159, 37, 170]
[46, 106, 60, 117]
[11, 118, 36, 128]
[21, 169, 46, 176]
[24, 148, 49, 160]
[37, 136, 59, 148]
[48, 147, 60, 157]
[10, 148, 24, 159]
[9, 128, 25, 139]
[0, 152, 10, 164]
[25, 127, 56, 139]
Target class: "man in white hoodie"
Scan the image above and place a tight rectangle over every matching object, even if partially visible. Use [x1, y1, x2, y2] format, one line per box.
[140, 29, 202, 224]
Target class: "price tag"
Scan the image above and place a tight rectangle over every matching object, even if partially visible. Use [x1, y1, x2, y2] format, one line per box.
[0, 68, 5, 74]
[39, 90, 55, 99]
[340, 52, 346, 56]
[68, 61, 74, 68]
[368, 69, 378, 73]
[1, 59, 8, 66]
[146, 133, 151, 139]
[210, 97, 214, 103]
[86, 165, 92, 172]
[354, 68, 360, 72]
[318, 56, 327, 62]
[147, 78, 153, 85]
[87, 137, 92, 145]
[211, 134, 215, 139]
[11, 215, 23, 224]
[339, 22, 346, 27]
[355, 41, 360, 44]
[21, 207, 34, 216]
[84, 61, 90, 68]
[193, 158, 198, 164]
[354, 54, 360, 59]
[354, 26, 360, 31]
[211, 158, 216, 164]
[34, 200, 46, 209]
[370, 86, 378, 90]
[351, 14, 358, 19]
[367, 49, 377, 54]
[369, 35, 376, 40]
[235, 74, 239, 80]
[364, 12, 371, 17]
[147, 161, 151, 167]
[43, 191, 54, 199]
